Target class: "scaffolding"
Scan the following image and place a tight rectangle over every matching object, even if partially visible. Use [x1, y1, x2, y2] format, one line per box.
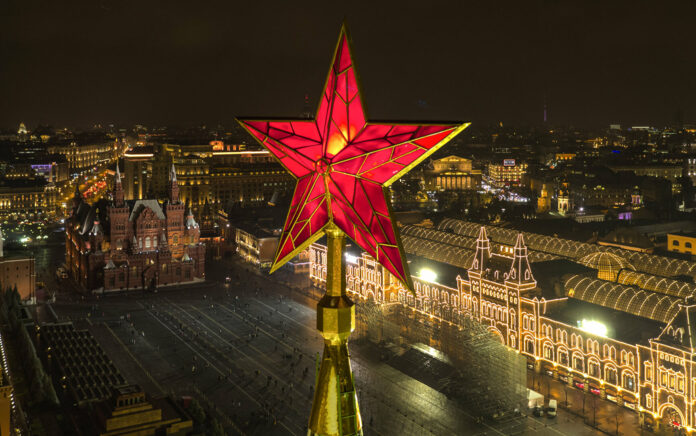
[355, 301, 527, 432]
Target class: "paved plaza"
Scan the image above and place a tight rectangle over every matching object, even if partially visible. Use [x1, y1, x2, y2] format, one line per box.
[36, 254, 624, 435]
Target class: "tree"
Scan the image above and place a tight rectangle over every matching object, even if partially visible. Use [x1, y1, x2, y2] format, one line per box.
[42, 372, 59, 405]
[188, 398, 206, 424]
[208, 418, 226, 436]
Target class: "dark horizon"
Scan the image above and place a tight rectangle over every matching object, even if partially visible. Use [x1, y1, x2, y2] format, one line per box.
[2, 0, 696, 130]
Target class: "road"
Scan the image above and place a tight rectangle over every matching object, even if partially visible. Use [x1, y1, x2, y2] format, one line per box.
[42, 256, 612, 435]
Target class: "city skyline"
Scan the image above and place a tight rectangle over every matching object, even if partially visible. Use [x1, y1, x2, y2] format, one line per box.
[2, 1, 696, 129]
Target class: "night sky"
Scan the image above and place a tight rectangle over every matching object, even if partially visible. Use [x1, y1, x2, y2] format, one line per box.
[2, 0, 695, 129]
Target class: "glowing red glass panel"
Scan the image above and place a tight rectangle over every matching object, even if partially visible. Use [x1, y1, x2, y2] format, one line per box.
[238, 26, 467, 288]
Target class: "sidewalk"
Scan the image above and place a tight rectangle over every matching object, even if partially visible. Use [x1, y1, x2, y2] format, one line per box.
[529, 371, 642, 435]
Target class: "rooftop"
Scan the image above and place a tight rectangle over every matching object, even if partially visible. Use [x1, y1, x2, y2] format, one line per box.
[544, 298, 665, 345]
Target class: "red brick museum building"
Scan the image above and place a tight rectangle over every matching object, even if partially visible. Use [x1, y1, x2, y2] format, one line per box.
[66, 164, 205, 291]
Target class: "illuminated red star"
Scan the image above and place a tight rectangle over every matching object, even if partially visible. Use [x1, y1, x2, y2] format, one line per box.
[238, 25, 468, 288]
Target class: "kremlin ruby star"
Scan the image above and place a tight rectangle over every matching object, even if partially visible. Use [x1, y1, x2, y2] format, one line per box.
[238, 25, 468, 288]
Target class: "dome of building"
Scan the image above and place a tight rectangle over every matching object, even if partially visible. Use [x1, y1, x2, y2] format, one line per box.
[579, 251, 634, 281]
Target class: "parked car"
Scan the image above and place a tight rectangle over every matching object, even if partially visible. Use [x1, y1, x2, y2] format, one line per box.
[533, 405, 544, 417]
[547, 399, 557, 417]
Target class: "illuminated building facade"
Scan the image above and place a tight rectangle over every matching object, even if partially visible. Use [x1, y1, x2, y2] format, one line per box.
[123, 147, 154, 200]
[0, 178, 57, 217]
[487, 160, 527, 188]
[686, 158, 696, 185]
[555, 153, 576, 161]
[557, 183, 570, 214]
[310, 220, 696, 430]
[668, 232, 696, 256]
[536, 184, 550, 213]
[48, 140, 123, 173]
[607, 164, 683, 194]
[234, 225, 279, 269]
[66, 164, 205, 291]
[126, 143, 294, 213]
[422, 155, 481, 190]
[5, 156, 69, 184]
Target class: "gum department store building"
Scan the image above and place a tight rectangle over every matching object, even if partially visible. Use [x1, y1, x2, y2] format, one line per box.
[310, 218, 696, 430]
[66, 164, 205, 291]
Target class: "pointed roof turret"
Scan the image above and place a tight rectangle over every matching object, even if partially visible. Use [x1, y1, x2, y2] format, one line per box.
[89, 218, 102, 236]
[113, 162, 125, 205]
[656, 302, 696, 350]
[186, 208, 199, 229]
[513, 233, 527, 257]
[168, 163, 180, 202]
[158, 232, 168, 250]
[471, 226, 491, 271]
[508, 232, 535, 286]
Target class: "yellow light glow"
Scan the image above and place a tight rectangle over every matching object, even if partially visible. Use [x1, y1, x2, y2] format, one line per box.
[419, 268, 437, 283]
[579, 319, 608, 337]
[327, 131, 347, 156]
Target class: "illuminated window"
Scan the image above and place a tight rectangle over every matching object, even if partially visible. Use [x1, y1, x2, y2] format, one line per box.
[525, 337, 534, 354]
[660, 370, 667, 387]
[670, 374, 675, 390]
[644, 362, 652, 381]
[543, 343, 553, 360]
[623, 373, 635, 390]
[605, 366, 617, 385]
[558, 349, 569, 366]
[589, 360, 600, 377]
[646, 394, 652, 408]
[678, 375, 684, 393]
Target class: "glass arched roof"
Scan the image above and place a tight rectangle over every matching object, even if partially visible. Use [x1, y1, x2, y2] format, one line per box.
[439, 219, 696, 279]
[564, 274, 681, 324]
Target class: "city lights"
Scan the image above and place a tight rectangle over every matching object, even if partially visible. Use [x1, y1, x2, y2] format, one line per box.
[578, 319, 608, 337]
[6, 4, 696, 434]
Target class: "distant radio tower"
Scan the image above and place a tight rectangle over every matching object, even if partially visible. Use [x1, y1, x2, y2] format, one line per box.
[302, 93, 312, 119]
[543, 95, 547, 123]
